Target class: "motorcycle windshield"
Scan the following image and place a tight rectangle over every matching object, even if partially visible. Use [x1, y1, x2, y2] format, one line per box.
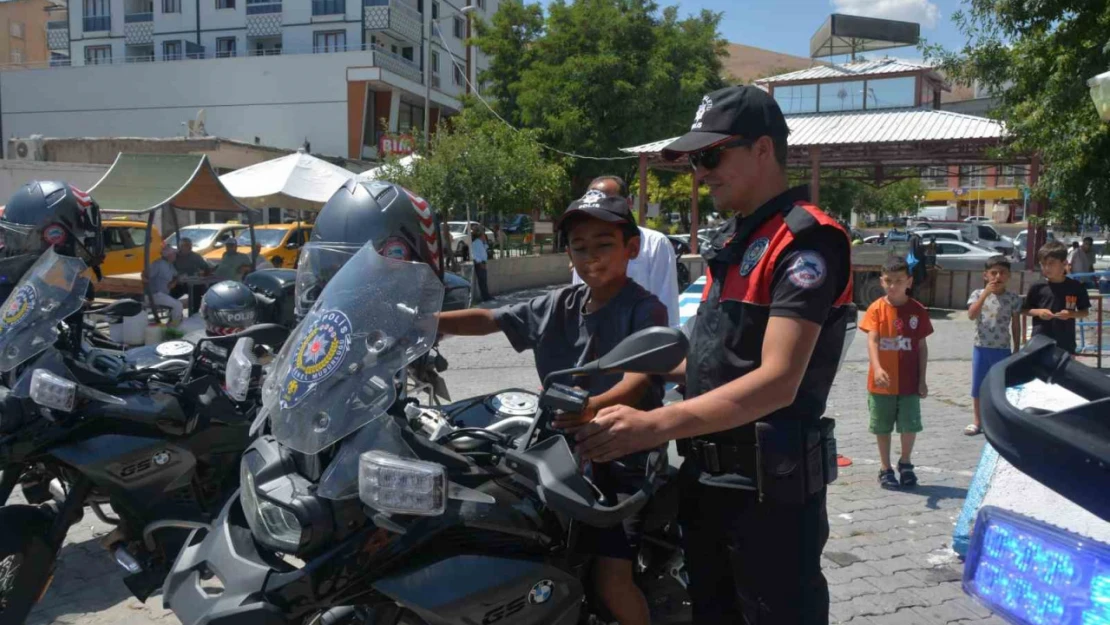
[263, 242, 443, 455]
[0, 248, 90, 372]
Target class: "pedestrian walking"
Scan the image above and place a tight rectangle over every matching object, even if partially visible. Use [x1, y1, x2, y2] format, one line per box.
[470, 223, 491, 302]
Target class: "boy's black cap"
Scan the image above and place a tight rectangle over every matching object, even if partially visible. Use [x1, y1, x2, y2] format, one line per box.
[556, 190, 633, 233]
[662, 85, 791, 160]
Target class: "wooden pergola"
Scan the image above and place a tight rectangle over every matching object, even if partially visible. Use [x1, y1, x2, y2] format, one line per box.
[622, 108, 1046, 267]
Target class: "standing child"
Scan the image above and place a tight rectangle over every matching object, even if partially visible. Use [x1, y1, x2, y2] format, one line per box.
[1024, 241, 1091, 354]
[436, 192, 665, 625]
[965, 256, 1023, 436]
[859, 256, 934, 489]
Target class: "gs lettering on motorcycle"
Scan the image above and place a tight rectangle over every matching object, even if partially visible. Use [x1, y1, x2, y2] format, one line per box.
[280, 310, 352, 409]
[480, 579, 555, 624]
[116, 449, 175, 480]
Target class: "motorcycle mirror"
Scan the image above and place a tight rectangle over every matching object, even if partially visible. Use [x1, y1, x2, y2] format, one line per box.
[544, 327, 688, 387]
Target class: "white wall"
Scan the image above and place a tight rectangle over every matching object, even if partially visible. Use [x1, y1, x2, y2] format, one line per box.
[1, 51, 370, 157]
[153, 0, 198, 38]
[200, 0, 246, 32]
[0, 160, 110, 206]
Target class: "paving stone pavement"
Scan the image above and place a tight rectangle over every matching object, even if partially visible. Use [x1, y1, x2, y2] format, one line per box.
[22, 306, 1009, 624]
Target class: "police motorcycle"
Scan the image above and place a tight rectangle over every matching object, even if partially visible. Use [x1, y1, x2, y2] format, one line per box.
[162, 236, 692, 625]
[959, 336, 1110, 625]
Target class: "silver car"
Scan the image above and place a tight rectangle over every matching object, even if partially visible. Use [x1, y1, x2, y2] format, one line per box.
[932, 240, 1000, 271]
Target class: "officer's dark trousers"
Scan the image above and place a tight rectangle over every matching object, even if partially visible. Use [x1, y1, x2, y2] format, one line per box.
[678, 463, 830, 624]
[473, 262, 491, 301]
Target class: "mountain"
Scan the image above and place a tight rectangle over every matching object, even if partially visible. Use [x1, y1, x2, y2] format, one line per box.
[722, 43, 824, 84]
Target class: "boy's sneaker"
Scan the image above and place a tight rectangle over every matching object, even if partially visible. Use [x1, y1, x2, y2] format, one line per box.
[898, 461, 918, 488]
[878, 468, 899, 490]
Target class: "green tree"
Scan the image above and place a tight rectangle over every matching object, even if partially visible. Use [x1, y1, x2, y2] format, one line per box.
[381, 108, 570, 221]
[924, 1, 1110, 226]
[473, 0, 727, 190]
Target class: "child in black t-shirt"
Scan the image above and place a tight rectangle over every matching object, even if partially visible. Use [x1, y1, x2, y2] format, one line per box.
[1023, 241, 1091, 354]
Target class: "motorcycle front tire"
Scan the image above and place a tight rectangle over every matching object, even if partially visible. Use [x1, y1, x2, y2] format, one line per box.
[0, 505, 58, 625]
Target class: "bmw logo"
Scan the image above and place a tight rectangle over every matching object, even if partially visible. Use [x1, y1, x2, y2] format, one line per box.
[152, 450, 171, 466]
[528, 580, 554, 605]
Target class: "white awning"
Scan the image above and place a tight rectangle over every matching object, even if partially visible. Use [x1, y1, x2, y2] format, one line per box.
[219, 150, 357, 212]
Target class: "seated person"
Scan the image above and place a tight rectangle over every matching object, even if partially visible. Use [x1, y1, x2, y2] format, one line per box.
[213, 239, 253, 281]
[253, 243, 274, 270]
[172, 236, 212, 300]
[143, 246, 183, 326]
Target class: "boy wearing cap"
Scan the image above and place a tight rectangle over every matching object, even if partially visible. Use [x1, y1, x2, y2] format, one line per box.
[573, 85, 853, 624]
[437, 191, 667, 625]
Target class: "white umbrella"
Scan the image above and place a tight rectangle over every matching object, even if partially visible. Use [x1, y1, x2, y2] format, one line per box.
[220, 150, 357, 212]
[358, 154, 422, 182]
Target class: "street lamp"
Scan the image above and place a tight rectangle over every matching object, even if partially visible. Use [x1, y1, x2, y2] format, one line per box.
[423, 4, 476, 150]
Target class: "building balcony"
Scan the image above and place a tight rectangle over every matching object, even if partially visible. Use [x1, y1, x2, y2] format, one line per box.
[83, 15, 111, 33]
[124, 13, 153, 44]
[364, 0, 421, 45]
[371, 48, 421, 83]
[246, 0, 282, 36]
[46, 20, 69, 51]
[312, 0, 345, 16]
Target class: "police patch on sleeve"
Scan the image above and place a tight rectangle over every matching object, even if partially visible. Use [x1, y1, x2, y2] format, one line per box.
[739, 237, 770, 277]
[280, 310, 352, 409]
[785, 251, 827, 290]
[0, 284, 36, 334]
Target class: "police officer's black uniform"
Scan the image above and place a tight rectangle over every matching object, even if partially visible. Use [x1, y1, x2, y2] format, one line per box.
[662, 86, 854, 625]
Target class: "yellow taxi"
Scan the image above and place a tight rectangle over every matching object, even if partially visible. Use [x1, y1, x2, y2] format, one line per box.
[165, 222, 249, 256]
[203, 222, 312, 269]
[99, 219, 163, 277]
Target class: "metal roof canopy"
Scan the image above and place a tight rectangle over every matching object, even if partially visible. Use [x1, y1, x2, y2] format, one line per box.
[809, 14, 920, 59]
[88, 153, 257, 312]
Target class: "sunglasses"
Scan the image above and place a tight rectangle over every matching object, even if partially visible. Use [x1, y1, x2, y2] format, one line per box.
[688, 138, 755, 171]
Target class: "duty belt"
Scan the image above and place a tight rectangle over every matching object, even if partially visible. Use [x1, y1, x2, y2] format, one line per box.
[676, 438, 756, 476]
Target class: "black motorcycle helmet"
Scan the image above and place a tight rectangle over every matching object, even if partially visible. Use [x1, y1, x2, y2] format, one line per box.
[297, 179, 445, 318]
[200, 280, 259, 336]
[0, 181, 104, 296]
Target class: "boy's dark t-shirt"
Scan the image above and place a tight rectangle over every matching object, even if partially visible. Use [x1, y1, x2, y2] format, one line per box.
[493, 280, 668, 409]
[1023, 278, 1091, 353]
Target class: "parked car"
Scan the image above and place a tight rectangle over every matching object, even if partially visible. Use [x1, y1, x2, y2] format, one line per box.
[964, 216, 993, 223]
[165, 222, 248, 256]
[914, 228, 975, 244]
[203, 221, 312, 268]
[100, 219, 164, 277]
[502, 213, 533, 234]
[925, 221, 1014, 256]
[1013, 230, 1057, 260]
[446, 221, 496, 260]
[932, 240, 999, 271]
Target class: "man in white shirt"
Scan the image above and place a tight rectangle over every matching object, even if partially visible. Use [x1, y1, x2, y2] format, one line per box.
[471, 224, 492, 302]
[571, 176, 680, 325]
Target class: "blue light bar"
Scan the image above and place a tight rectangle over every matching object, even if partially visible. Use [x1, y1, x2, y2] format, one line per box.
[964, 506, 1110, 625]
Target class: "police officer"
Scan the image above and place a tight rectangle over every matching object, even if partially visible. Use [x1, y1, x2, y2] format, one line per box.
[576, 85, 853, 624]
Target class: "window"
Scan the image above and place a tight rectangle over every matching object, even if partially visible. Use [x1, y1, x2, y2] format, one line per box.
[430, 50, 439, 73]
[818, 81, 865, 113]
[453, 16, 464, 38]
[959, 165, 986, 189]
[391, 44, 397, 54]
[163, 40, 182, 60]
[10, 49, 22, 63]
[453, 64, 463, 86]
[163, 0, 181, 12]
[997, 165, 1026, 188]
[216, 0, 235, 8]
[9, 22, 23, 39]
[84, 0, 110, 31]
[129, 228, 149, 247]
[431, 1, 438, 19]
[216, 37, 237, 58]
[401, 46, 413, 61]
[103, 227, 130, 251]
[476, 0, 484, 9]
[775, 84, 817, 115]
[84, 45, 112, 65]
[938, 243, 967, 255]
[923, 166, 948, 189]
[313, 30, 345, 53]
[864, 77, 916, 110]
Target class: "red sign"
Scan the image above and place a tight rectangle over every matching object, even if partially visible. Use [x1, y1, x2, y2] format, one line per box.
[379, 134, 415, 157]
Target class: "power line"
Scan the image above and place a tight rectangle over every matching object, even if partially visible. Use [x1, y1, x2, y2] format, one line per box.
[433, 27, 640, 162]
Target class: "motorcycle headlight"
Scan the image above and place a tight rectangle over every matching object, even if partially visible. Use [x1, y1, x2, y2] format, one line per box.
[358, 451, 446, 516]
[239, 439, 333, 555]
[225, 338, 256, 402]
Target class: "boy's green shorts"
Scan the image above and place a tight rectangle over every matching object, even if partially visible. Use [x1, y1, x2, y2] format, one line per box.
[868, 393, 923, 435]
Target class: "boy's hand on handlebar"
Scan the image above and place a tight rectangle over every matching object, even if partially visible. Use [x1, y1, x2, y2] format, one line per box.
[553, 397, 596, 433]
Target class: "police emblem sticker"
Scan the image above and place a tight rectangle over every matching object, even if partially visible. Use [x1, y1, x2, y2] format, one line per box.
[528, 580, 554, 605]
[909, 315, 920, 330]
[786, 251, 827, 289]
[0, 284, 36, 333]
[280, 310, 353, 409]
[739, 238, 770, 277]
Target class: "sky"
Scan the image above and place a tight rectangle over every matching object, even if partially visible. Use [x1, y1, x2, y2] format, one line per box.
[542, 0, 969, 60]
